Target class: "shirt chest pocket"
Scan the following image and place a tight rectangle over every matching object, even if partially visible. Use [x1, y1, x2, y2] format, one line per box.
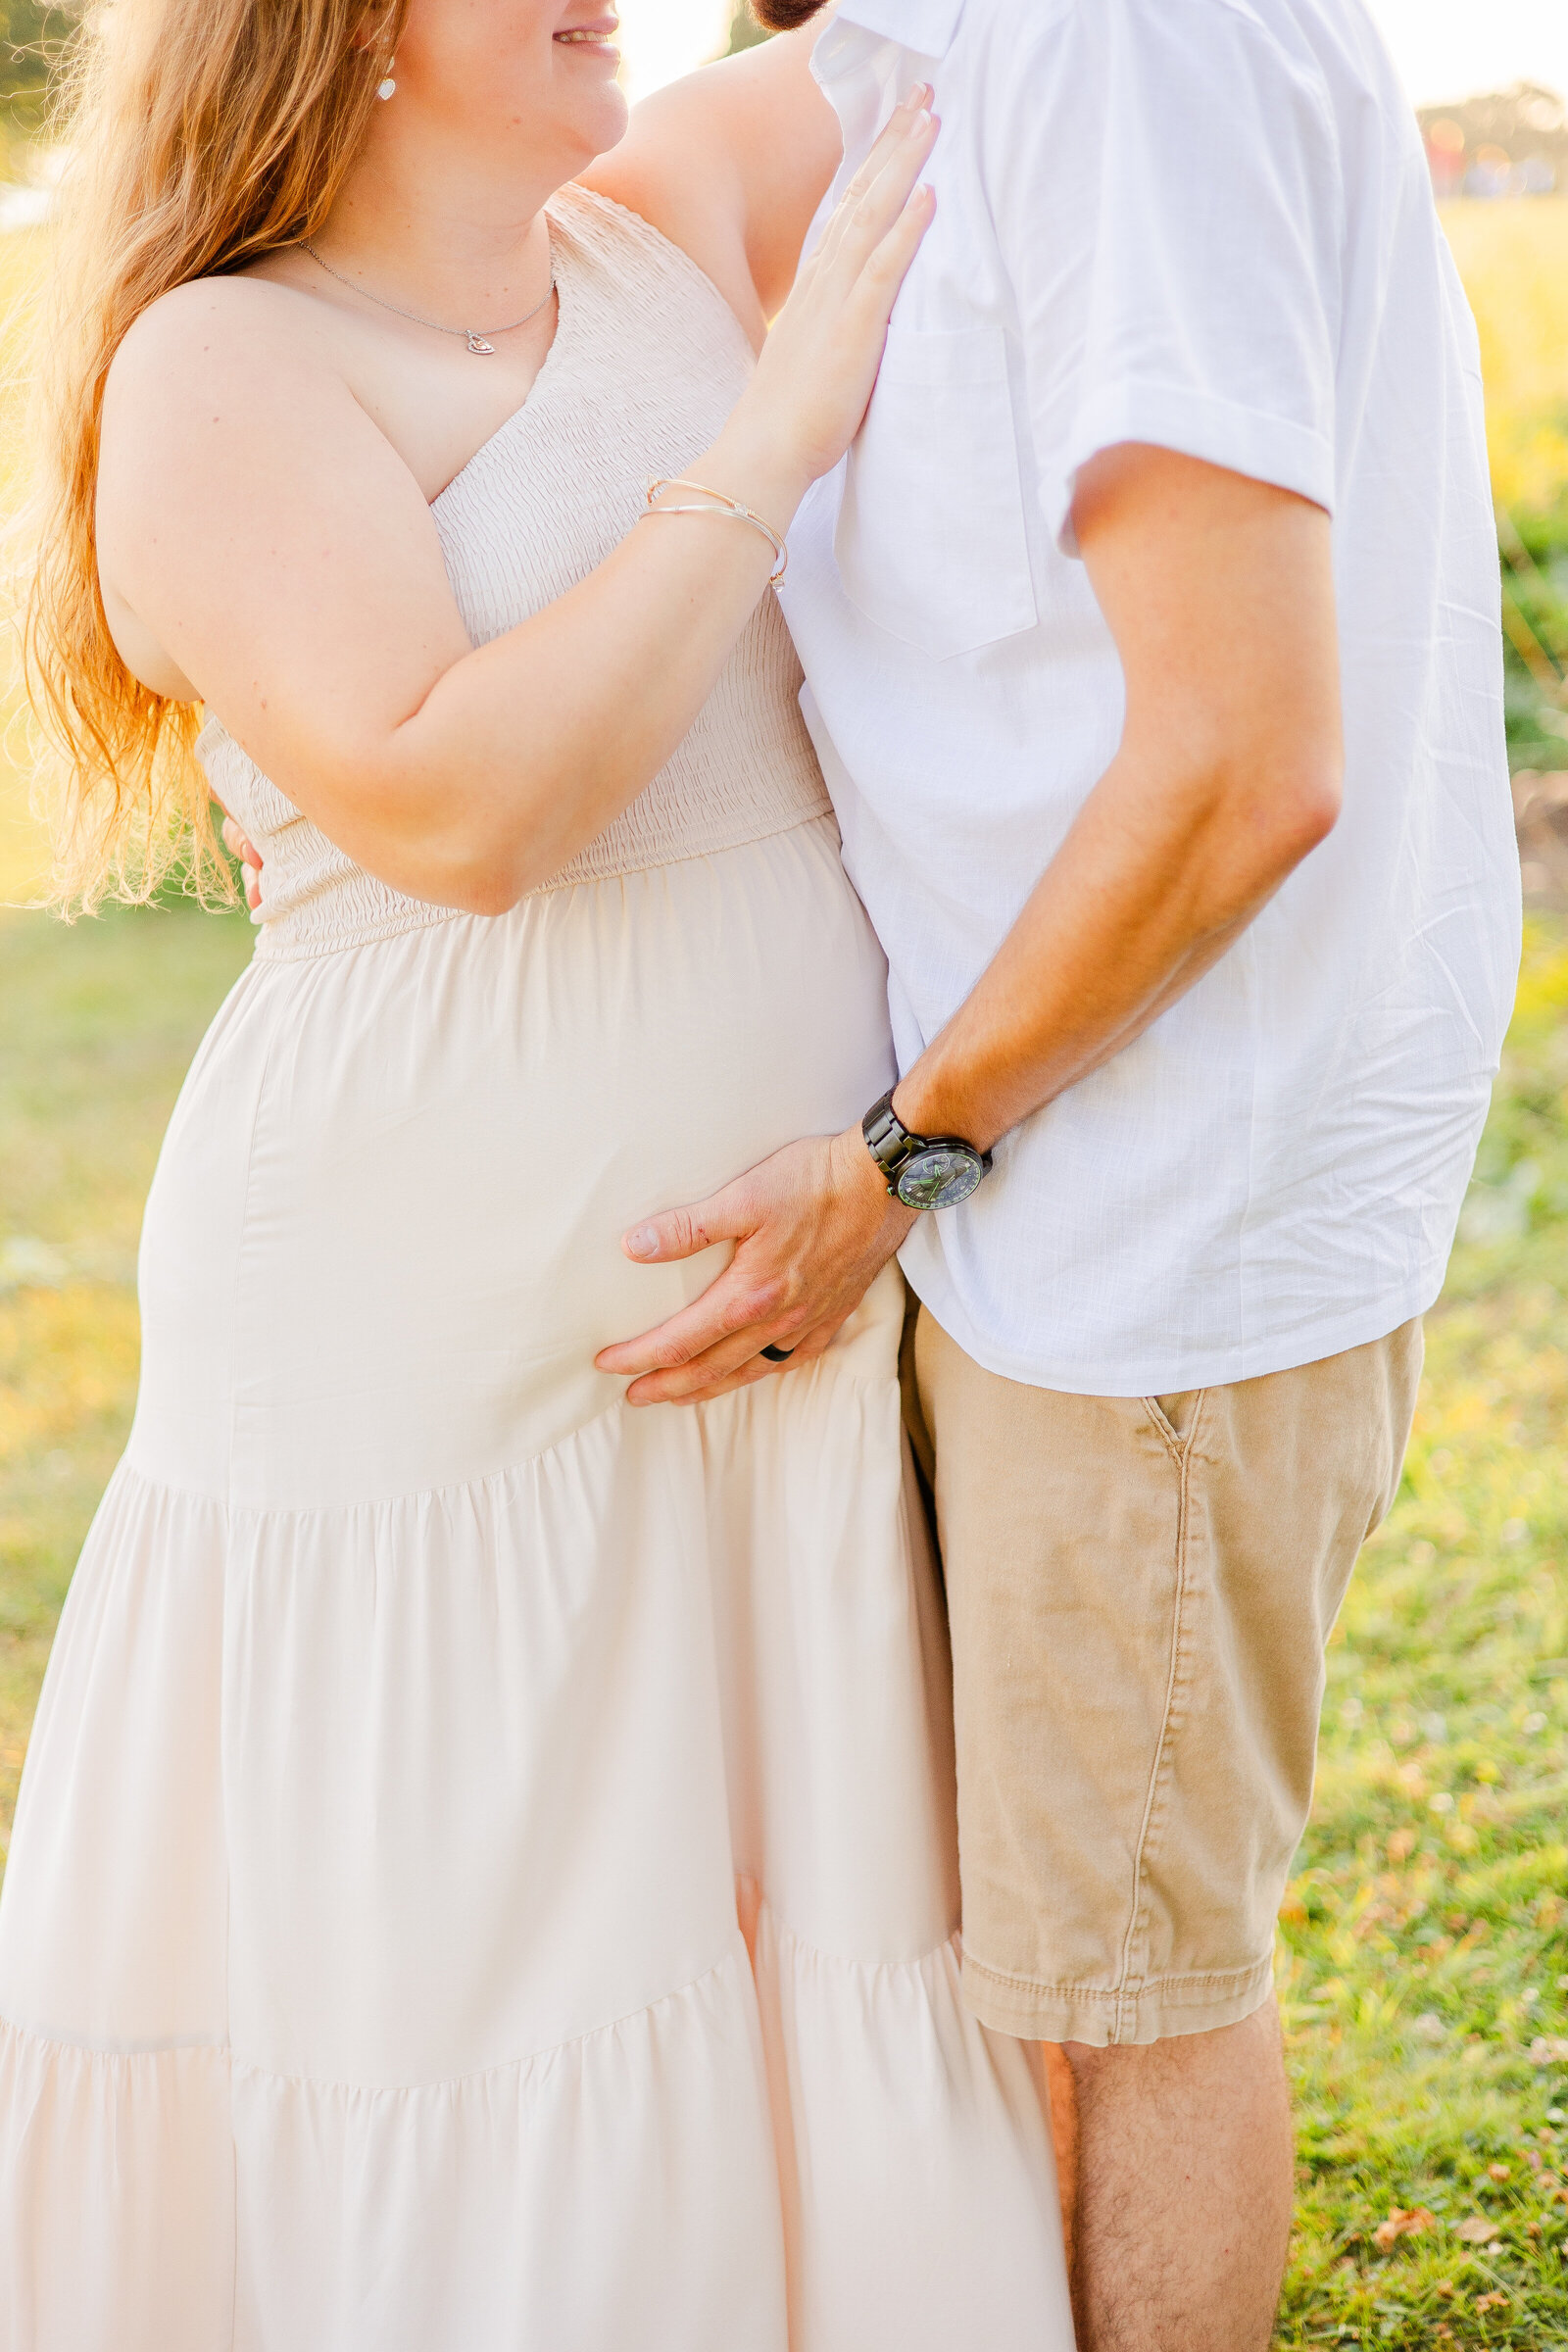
[834, 324, 1039, 661]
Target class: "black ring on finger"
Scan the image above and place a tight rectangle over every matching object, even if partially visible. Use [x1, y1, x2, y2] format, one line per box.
[760, 1344, 796, 1363]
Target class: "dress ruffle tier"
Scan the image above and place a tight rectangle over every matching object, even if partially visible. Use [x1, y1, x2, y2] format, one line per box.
[1, 1358, 1070, 2350]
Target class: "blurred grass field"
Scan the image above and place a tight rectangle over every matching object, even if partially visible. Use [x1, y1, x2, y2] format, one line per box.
[1443, 199, 1568, 780]
[1, 199, 1567, 2350]
[1448, 199, 1568, 548]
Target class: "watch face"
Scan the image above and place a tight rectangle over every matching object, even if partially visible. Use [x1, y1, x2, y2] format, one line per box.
[896, 1145, 986, 1212]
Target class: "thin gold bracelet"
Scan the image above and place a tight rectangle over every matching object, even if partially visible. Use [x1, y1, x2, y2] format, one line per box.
[642, 477, 788, 585]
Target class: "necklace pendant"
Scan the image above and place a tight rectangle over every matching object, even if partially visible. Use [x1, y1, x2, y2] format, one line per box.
[466, 331, 497, 355]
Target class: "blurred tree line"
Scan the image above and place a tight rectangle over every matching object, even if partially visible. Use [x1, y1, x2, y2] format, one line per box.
[727, 7, 769, 55]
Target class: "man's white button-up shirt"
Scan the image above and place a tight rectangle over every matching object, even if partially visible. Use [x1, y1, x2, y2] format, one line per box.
[778, 0, 1521, 1396]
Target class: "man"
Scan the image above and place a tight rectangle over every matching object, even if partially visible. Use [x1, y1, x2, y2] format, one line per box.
[598, 1, 1522, 2344]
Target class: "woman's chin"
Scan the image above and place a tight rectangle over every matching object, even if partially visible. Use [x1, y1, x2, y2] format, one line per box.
[570, 83, 631, 160]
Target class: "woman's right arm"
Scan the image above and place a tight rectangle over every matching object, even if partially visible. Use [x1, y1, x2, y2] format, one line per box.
[94, 98, 935, 917]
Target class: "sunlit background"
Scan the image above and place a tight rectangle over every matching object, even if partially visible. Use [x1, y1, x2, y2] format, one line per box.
[616, 0, 1568, 111]
[615, 0, 735, 107]
[1367, 0, 1568, 111]
[2, 12, 1568, 2352]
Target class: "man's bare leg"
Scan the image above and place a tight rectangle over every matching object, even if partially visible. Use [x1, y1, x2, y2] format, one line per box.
[1060, 1998, 1294, 2352]
[1039, 2044, 1081, 2291]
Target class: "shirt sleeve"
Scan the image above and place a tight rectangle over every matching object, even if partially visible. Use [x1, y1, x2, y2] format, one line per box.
[987, 0, 1344, 553]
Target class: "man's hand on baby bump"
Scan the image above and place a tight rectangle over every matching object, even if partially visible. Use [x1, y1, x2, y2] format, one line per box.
[595, 1127, 915, 1406]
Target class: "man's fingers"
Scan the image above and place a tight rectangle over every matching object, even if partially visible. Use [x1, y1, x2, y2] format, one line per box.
[624, 1316, 842, 1408]
[594, 1257, 795, 1379]
[620, 1187, 752, 1269]
[637, 1356, 778, 1409]
[601, 1128, 896, 1399]
[620, 1314, 793, 1395]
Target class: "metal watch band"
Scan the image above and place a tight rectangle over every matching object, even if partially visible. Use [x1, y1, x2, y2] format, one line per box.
[860, 1091, 994, 1193]
[861, 1091, 919, 1185]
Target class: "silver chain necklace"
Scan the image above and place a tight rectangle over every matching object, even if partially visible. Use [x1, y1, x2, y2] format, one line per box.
[300, 240, 556, 356]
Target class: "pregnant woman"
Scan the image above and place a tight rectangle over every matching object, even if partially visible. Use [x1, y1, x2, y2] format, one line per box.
[0, 4, 1071, 2346]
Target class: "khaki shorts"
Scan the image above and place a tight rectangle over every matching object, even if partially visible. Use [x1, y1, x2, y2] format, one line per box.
[903, 1303, 1423, 2048]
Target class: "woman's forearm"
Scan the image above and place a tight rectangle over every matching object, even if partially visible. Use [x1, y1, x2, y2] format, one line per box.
[305, 426, 810, 914]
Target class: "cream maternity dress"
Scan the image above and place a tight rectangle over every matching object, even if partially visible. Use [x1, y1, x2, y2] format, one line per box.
[0, 187, 1073, 2351]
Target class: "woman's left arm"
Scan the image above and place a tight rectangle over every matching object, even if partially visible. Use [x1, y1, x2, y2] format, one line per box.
[581, 23, 844, 346]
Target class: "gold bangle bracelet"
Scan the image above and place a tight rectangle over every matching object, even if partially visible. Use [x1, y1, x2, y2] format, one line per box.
[642, 476, 788, 586]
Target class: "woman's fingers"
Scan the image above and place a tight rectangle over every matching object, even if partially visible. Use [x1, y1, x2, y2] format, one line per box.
[813, 82, 934, 266]
[818, 98, 937, 287]
[846, 181, 937, 333]
[726, 88, 938, 496]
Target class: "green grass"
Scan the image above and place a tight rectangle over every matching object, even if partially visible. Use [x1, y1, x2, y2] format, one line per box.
[1275, 922, 1568, 2349]
[0, 899, 250, 1849]
[0, 900, 1561, 2350]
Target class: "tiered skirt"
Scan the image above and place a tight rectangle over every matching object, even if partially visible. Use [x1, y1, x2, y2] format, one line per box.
[0, 822, 1072, 2347]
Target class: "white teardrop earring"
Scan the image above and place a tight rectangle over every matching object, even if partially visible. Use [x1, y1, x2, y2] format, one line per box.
[377, 57, 396, 100]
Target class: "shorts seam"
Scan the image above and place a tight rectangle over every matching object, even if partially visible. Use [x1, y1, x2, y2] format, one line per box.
[962, 1951, 1273, 2004]
[1139, 1396, 1183, 1460]
[962, 1948, 1277, 2045]
[1114, 1390, 1208, 2041]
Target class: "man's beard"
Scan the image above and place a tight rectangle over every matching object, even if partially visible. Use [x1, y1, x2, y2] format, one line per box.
[749, 0, 832, 28]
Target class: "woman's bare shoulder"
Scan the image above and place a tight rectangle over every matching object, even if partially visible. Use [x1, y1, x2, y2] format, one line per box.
[99, 271, 354, 541]
[96, 269, 381, 618]
[107, 270, 326, 409]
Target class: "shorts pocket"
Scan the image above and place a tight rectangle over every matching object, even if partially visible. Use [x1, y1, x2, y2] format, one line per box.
[834, 324, 1039, 661]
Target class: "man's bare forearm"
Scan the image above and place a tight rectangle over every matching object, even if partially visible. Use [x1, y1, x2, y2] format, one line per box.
[894, 449, 1343, 1157]
[889, 741, 1329, 1153]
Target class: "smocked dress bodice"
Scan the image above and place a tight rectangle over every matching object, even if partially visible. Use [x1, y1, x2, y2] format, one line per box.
[197, 182, 830, 964]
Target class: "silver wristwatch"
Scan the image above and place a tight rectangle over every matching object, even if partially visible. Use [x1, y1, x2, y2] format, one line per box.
[860, 1091, 994, 1211]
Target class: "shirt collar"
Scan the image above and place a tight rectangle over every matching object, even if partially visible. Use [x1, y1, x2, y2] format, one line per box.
[814, 0, 965, 67]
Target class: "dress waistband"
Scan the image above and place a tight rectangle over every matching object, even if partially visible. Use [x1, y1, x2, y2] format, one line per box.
[196, 720, 837, 964]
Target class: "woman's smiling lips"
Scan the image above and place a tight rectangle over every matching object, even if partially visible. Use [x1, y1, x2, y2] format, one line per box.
[554, 15, 620, 61]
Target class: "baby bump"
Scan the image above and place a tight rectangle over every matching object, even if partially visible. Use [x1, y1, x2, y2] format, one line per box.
[132, 818, 897, 1508]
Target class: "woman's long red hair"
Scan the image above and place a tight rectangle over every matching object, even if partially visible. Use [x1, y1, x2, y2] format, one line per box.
[15, 0, 406, 907]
